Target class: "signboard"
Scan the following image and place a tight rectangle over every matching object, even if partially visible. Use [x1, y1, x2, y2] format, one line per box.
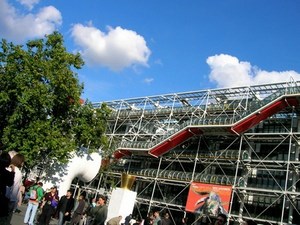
[185, 182, 232, 216]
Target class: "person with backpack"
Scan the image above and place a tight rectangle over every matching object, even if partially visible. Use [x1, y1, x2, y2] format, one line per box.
[24, 182, 44, 225]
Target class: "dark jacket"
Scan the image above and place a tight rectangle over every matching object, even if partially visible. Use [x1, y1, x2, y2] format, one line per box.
[57, 195, 75, 214]
[0, 166, 14, 217]
[90, 204, 108, 225]
[74, 199, 86, 214]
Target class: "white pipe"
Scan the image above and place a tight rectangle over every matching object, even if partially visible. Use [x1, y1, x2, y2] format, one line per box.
[42, 150, 102, 197]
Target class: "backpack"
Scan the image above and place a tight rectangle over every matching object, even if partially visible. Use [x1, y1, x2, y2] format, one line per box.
[29, 186, 38, 200]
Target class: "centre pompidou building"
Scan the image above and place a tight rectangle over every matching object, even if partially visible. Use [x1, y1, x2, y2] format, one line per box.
[85, 81, 300, 225]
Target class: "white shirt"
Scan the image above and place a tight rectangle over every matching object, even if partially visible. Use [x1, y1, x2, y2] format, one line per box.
[7, 166, 22, 202]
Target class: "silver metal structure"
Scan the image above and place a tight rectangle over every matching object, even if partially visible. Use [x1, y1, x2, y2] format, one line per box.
[84, 81, 300, 225]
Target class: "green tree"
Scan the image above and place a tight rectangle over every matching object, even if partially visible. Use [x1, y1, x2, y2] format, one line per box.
[0, 32, 111, 168]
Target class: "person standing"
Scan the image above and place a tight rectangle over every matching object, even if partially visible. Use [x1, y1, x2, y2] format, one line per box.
[153, 211, 161, 225]
[69, 193, 86, 225]
[24, 182, 44, 225]
[57, 190, 75, 225]
[80, 197, 96, 225]
[90, 195, 108, 225]
[6, 152, 25, 224]
[161, 213, 171, 225]
[144, 212, 154, 225]
[38, 186, 59, 225]
[0, 151, 15, 225]
[214, 214, 227, 225]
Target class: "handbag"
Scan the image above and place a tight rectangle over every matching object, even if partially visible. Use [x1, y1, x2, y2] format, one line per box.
[51, 199, 59, 208]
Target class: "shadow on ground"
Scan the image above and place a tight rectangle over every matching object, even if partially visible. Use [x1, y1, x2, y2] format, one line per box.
[11, 204, 58, 225]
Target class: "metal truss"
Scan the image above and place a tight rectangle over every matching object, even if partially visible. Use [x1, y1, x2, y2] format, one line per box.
[84, 81, 300, 225]
[92, 81, 300, 158]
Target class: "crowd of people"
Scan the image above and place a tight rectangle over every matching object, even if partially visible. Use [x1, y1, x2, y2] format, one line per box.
[1, 150, 255, 225]
[0, 150, 110, 225]
[23, 187, 109, 225]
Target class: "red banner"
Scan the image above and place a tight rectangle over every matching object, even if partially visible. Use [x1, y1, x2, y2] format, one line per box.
[185, 182, 232, 216]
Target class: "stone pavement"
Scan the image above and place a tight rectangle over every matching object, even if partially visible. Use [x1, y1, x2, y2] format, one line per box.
[11, 204, 58, 225]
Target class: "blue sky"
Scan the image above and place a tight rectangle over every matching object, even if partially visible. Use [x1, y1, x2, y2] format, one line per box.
[1, 0, 300, 102]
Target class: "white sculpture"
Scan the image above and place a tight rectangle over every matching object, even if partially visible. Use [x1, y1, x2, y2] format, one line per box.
[107, 188, 137, 224]
[41, 150, 102, 197]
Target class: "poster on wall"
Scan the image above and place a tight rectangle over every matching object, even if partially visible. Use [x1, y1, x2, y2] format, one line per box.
[185, 182, 233, 216]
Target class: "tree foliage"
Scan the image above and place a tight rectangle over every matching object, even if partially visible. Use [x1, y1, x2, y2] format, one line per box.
[0, 32, 111, 168]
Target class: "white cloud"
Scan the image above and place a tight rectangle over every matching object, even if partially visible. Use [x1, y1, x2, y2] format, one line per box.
[207, 54, 300, 87]
[17, 0, 40, 10]
[143, 78, 154, 84]
[0, 0, 62, 42]
[71, 24, 151, 71]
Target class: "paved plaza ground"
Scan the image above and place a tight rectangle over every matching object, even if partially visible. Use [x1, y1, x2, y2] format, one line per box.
[11, 204, 58, 225]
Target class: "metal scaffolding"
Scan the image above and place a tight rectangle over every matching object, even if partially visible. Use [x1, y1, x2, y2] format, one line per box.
[84, 81, 300, 225]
